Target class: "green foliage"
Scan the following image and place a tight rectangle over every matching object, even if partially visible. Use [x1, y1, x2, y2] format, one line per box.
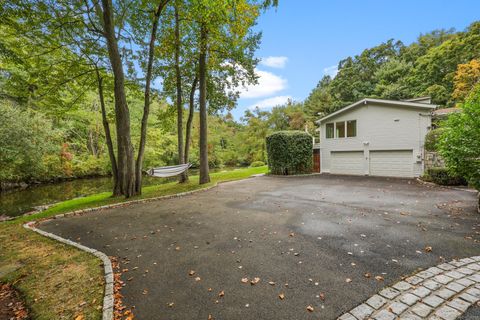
[250, 161, 265, 167]
[438, 88, 480, 190]
[305, 22, 480, 112]
[0, 102, 61, 182]
[426, 167, 466, 186]
[266, 131, 313, 175]
[424, 128, 445, 152]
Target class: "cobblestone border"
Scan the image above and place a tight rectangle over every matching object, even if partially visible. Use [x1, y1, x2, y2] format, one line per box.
[23, 221, 114, 320]
[21, 182, 223, 320]
[338, 256, 480, 320]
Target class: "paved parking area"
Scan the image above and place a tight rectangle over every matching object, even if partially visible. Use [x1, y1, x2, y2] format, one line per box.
[40, 175, 480, 319]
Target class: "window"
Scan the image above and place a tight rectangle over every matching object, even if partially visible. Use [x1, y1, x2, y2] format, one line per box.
[336, 121, 345, 138]
[326, 123, 334, 138]
[347, 120, 357, 137]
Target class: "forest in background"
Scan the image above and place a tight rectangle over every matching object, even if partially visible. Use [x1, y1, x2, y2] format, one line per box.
[1, 17, 479, 186]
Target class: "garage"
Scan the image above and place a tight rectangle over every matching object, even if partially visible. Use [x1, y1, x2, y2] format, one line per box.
[369, 150, 413, 177]
[330, 151, 364, 175]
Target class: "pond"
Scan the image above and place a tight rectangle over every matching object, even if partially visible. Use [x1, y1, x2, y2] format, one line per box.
[0, 167, 235, 218]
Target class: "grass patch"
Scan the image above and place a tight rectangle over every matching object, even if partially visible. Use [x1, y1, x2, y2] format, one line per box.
[0, 166, 268, 319]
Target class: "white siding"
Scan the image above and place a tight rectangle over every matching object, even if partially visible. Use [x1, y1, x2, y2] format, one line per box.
[319, 101, 431, 177]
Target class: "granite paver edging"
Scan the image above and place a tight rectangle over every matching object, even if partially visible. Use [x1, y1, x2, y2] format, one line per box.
[338, 256, 480, 320]
[22, 183, 220, 320]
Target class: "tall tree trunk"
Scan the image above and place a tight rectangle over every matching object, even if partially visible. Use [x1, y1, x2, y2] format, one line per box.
[175, 4, 186, 183]
[101, 0, 136, 197]
[135, 1, 167, 194]
[184, 76, 198, 173]
[198, 24, 210, 184]
[95, 67, 121, 196]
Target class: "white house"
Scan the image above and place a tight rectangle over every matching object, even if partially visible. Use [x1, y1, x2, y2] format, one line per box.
[314, 97, 437, 178]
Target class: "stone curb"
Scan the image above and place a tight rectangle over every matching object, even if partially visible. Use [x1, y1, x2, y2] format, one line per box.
[20, 181, 224, 320]
[23, 221, 114, 320]
[416, 178, 478, 194]
[338, 256, 480, 320]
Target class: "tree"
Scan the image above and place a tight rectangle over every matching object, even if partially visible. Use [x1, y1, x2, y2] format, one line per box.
[189, 0, 273, 184]
[452, 59, 480, 102]
[3, 0, 171, 197]
[438, 87, 480, 209]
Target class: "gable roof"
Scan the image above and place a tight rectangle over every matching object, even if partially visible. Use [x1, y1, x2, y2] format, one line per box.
[316, 98, 437, 124]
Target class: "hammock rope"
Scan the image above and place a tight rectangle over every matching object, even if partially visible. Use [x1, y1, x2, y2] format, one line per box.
[147, 163, 192, 178]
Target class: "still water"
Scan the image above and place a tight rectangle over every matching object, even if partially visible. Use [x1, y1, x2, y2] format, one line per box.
[0, 168, 233, 218]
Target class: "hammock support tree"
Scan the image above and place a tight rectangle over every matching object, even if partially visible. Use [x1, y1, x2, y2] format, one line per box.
[147, 163, 192, 178]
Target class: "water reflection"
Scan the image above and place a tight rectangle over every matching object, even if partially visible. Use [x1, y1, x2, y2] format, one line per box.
[0, 168, 232, 217]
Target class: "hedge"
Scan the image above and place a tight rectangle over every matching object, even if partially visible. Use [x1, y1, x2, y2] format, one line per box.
[266, 131, 313, 175]
[426, 167, 467, 186]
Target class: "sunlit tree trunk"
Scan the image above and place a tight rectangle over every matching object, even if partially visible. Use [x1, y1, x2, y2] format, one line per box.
[95, 67, 121, 196]
[101, 0, 136, 197]
[198, 24, 210, 184]
[184, 76, 198, 181]
[175, 4, 186, 183]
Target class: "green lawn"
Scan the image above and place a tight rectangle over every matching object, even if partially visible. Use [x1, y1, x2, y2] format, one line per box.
[0, 166, 268, 319]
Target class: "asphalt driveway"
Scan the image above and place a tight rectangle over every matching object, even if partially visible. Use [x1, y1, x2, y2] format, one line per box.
[40, 175, 480, 320]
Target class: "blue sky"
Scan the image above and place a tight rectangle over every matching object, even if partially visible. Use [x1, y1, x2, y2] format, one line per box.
[233, 0, 480, 119]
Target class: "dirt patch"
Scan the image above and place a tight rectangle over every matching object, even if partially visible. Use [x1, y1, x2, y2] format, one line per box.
[0, 283, 28, 320]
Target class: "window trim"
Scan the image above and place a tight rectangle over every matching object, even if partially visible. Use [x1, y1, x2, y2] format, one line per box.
[325, 123, 334, 139]
[346, 120, 357, 138]
[325, 120, 357, 139]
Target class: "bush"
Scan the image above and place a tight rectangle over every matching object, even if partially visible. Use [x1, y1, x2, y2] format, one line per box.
[438, 87, 480, 191]
[250, 161, 265, 167]
[424, 128, 445, 152]
[266, 131, 312, 175]
[427, 167, 467, 186]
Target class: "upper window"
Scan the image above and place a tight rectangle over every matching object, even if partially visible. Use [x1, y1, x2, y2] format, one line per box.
[347, 120, 357, 137]
[336, 121, 345, 138]
[326, 123, 334, 139]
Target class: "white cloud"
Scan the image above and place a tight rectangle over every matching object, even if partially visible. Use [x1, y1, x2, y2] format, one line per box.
[260, 56, 288, 68]
[248, 95, 292, 110]
[323, 65, 339, 78]
[239, 69, 287, 99]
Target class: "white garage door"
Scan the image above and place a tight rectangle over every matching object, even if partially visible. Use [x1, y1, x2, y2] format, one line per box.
[369, 150, 413, 177]
[331, 151, 364, 175]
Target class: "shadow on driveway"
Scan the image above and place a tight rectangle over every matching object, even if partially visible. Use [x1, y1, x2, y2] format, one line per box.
[40, 175, 480, 320]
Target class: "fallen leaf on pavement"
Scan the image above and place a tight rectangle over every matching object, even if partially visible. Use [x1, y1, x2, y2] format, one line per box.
[195, 277, 201, 281]
[218, 291, 225, 297]
[425, 246, 432, 253]
[268, 281, 275, 285]
[319, 292, 325, 301]
[251, 277, 260, 285]
[364, 273, 371, 278]
[167, 302, 174, 308]
[189, 270, 196, 276]
[241, 278, 249, 283]
[306, 305, 314, 312]
[375, 275, 384, 281]
[345, 278, 352, 283]
[208, 315, 214, 320]
[279, 293, 285, 300]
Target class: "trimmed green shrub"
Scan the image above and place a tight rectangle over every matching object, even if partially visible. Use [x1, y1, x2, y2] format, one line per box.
[250, 161, 265, 167]
[424, 128, 445, 152]
[266, 131, 313, 175]
[427, 167, 467, 186]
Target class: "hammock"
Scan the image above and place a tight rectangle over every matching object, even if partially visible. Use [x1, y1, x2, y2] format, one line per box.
[147, 163, 192, 178]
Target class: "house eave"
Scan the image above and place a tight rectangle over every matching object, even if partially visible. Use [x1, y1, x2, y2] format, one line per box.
[315, 98, 438, 124]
